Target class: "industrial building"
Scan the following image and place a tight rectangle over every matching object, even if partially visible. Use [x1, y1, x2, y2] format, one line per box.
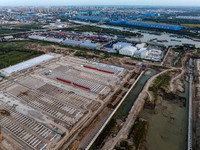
[113, 42, 132, 50]
[29, 35, 46, 40]
[80, 41, 101, 49]
[119, 46, 137, 56]
[29, 35, 63, 43]
[44, 37, 63, 43]
[147, 49, 163, 61]
[3, 36, 13, 40]
[28, 31, 113, 50]
[62, 40, 82, 47]
[72, 15, 111, 22]
[176, 16, 200, 20]
[1, 54, 54, 75]
[109, 20, 184, 31]
[136, 43, 146, 49]
[111, 41, 163, 61]
[134, 49, 149, 59]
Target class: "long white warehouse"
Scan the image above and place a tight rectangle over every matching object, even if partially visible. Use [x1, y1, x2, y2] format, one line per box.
[2, 54, 54, 74]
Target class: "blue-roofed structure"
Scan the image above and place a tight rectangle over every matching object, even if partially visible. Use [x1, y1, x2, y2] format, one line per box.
[109, 20, 184, 31]
[72, 15, 111, 22]
[114, 42, 132, 48]
[16, 16, 31, 19]
[140, 13, 160, 17]
[80, 12, 89, 15]
[92, 11, 100, 15]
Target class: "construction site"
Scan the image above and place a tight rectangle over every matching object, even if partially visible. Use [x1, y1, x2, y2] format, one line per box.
[0, 54, 133, 150]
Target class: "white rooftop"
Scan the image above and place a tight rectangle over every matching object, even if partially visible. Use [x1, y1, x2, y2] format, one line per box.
[92, 62, 124, 71]
[2, 54, 54, 74]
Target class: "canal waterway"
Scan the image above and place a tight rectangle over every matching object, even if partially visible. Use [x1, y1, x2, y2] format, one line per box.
[113, 69, 157, 119]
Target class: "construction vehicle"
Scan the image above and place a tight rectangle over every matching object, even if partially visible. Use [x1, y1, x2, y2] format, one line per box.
[0, 110, 10, 116]
[20, 91, 28, 96]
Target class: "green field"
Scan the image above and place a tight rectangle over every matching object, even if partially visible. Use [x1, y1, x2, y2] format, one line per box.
[181, 24, 200, 28]
[9, 24, 44, 29]
[0, 23, 44, 30]
[0, 41, 44, 69]
[0, 29, 21, 34]
[128, 118, 148, 150]
[0, 23, 44, 35]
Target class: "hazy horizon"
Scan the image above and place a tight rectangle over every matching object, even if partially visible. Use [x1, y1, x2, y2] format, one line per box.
[0, 0, 200, 7]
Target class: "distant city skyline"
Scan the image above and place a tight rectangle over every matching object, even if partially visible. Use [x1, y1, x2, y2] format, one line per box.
[1, 0, 200, 7]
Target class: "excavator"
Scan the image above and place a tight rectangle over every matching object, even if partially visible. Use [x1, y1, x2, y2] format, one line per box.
[0, 110, 10, 141]
[20, 91, 28, 96]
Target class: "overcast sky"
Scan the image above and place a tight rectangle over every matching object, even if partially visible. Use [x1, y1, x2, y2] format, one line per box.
[0, 0, 200, 7]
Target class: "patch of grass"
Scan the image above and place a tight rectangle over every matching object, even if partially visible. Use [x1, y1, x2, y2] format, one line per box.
[10, 24, 43, 29]
[128, 118, 148, 150]
[114, 141, 133, 150]
[0, 24, 44, 35]
[149, 74, 171, 103]
[0, 41, 44, 69]
[181, 24, 200, 28]
[173, 46, 186, 68]
[74, 51, 100, 59]
[197, 48, 200, 54]
[0, 29, 20, 34]
[90, 119, 116, 150]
